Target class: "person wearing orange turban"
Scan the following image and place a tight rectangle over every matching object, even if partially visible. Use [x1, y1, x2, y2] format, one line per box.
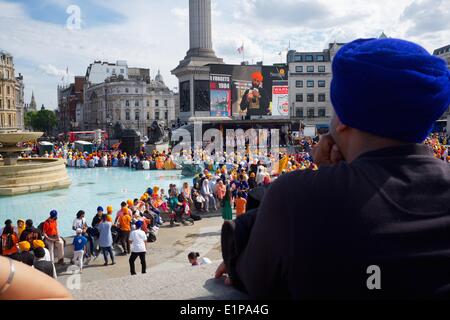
[240, 70, 269, 117]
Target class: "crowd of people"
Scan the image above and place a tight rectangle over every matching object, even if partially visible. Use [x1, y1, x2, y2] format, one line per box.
[0, 154, 278, 277]
[425, 133, 450, 163]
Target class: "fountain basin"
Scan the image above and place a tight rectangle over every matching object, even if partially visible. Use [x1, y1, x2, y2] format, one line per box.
[0, 158, 72, 196]
[0, 132, 43, 146]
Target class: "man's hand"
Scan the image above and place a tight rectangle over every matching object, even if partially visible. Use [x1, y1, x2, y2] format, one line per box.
[311, 134, 345, 167]
[215, 262, 232, 286]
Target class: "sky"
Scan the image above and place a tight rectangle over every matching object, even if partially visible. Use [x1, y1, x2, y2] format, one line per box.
[0, 0, 449, 110]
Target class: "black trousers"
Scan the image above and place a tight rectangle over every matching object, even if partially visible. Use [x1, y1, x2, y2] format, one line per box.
[129, 252, 146, 275]
[119, 230, 130, 254]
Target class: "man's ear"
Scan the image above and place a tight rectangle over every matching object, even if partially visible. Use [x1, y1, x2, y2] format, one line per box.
[335, 119, 348, 134]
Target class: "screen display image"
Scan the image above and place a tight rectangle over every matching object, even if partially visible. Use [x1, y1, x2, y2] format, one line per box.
[209, 64, 289, 118]
[210, 74, 231, 117]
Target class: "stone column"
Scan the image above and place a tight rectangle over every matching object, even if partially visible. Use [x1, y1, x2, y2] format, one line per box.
[188, 0, 216, 58]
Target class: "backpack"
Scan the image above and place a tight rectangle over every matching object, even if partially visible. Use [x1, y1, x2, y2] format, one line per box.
[147, 231, 157, 243]
[38, 221, 45, 234]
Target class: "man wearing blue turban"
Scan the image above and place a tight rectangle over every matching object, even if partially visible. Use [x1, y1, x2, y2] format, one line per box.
[217, 38, 450, 300]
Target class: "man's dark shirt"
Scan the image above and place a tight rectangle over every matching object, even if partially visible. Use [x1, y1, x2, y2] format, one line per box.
[240, 86, 270, 116]
[92, 215, 102, 228]
[222, 144, 450, 299]
[34, 260, 54, 278]
[14, 251, 34, 266]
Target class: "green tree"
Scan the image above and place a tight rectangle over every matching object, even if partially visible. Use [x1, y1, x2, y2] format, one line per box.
[31, 110, 57, 135]
[24, 111, 37, 130]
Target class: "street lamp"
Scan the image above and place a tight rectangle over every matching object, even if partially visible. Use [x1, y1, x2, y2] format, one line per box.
[106, 117, 112, 151]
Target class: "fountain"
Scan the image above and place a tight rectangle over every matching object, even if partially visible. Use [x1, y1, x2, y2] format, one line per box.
[0, 132, 71, 196]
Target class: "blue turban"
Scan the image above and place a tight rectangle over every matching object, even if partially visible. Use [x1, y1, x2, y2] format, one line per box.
[331, 38, 450, 143]
[50, 210, 58, 218]
[97, 206, 104, 212]
[135, 220, 143, 229]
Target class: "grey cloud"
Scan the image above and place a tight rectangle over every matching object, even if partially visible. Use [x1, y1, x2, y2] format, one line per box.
[401, 0, 450, 36]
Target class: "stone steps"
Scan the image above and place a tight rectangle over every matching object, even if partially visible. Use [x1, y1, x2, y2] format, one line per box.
[70, 260, 248, 300]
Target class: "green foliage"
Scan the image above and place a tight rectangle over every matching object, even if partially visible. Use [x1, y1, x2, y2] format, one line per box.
[25, 110, 57, 134]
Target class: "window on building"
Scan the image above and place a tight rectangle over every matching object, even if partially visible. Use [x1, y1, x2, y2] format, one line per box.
[296, 94, 303, 102]
[135, 111, 140, 121]
[117, 88, 121, 93]
[318, 108, 326, 117]
[307, 94, 314, 102]
[307, 66, 314, 73]
[125, 110, 130, 121]
[147, 112, 150, 120]
[135, 100, 139, 107]
[294, 55, 302, 62]
[318, 93, 326, 102]
[296, 108, 304, 118]
[295, 66, 303, 73]
[318, 80, 326, 88]
[316, 55, 325, 62]
[7, 100, 10, 109]
[147, 100, 150, 107]
[164, 100, 168, 107]
[155, 100, 159, 107]
[120, 69, 124, 74]
[307, 80, 314, 88]
[295, 80, 303, 88]
[318, 66, 326, 73]
[155, 110, 160, 120]
[8, 114, 12, 126]
[0, 99, 2, 108]
[126, 100, 130, 107]
[165, 111, 168, 120]
[305, 55, 313, 62]
[7, 86, 10, 95]
[135, 88, 138, 94]
[125, 88, 129, 93]
[307, 107, 315, 118]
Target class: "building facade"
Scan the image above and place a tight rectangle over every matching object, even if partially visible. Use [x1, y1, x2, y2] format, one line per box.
[434, 45, 450, 66]
[0, 51, 17, 131]
[57, 76, 85, 133]
[287, 43, 344, 126]
[83, 74, 176, 137]
[85, 60, 129, 84]
[433, 44, 450, 131]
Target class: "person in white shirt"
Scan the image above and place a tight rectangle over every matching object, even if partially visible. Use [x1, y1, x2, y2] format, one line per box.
[142, 159, 150, 170]
[188, 252, 212, 266]
[72, 210, 87, 234]
[128, 221, 147, 275]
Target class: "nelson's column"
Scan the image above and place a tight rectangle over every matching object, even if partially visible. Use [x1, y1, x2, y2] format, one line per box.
[172, 0, 224, 123]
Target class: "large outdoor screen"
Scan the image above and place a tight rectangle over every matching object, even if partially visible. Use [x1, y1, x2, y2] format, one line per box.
[209, 64, 289, 118]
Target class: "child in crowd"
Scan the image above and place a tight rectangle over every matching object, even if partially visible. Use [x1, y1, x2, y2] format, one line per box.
[72, 228, 87, 273]
[188, 252, 212, 266]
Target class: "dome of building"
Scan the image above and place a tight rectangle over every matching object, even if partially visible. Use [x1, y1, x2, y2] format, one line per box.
[155, 69, 164, 84]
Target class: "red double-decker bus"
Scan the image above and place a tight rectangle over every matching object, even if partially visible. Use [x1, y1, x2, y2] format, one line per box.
[58, 131, 108, 143]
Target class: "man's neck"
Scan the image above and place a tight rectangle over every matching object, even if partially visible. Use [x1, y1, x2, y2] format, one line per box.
[345, 139, 406, 163]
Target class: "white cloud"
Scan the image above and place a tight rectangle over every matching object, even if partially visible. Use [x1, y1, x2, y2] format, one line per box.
[1, 0, 449, 111]
[38, 64, 72, 78]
